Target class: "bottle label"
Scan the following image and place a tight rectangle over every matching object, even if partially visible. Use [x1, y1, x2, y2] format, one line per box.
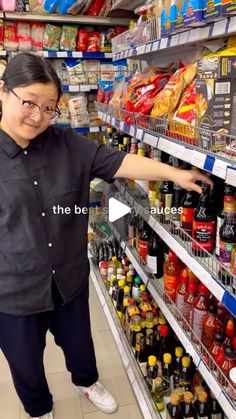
[219, 240, 234, 269]
[147, 254, 157, 275]
[175, 293, 185, 313]
[181, 207, 195, 223]
[164, 274, 179, 300]
[215, 215, 224, 257]
[211, 415, 223, 419]
[224, 195, 236, 212]
[193, 307, 207, 341]
[192, 220, 215, 252]
[128, 225, 134, 246]
[139, 239, 149, 262]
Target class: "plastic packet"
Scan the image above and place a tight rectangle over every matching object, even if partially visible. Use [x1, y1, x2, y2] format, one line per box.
[57, 93, 71, 127]
[97, 81, 113, 104]
[87, 32, 100, 52]
[65, 59, 87, 84]
[31, 22, 45, 51]
[83, 60, 100, 84]
[60, 25, 78, 51]
[43, 24, 61, 51]
[77, 29, 89, 52]
[17, 21, 31, 51]
[69, 94, 90, 127]
[87, 0, 106, 15]
[4, 22, 18, 51]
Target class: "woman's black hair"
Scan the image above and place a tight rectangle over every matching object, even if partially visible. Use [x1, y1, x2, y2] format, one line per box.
[2, 52, 62, 101]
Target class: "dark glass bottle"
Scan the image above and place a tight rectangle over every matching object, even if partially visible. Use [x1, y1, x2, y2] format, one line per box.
[182, 391, 196, 419]
[173, 346, 184, 389]
[180, 190, 199, 240]
[160, 160, 174, 223]
[128, 212, 137, 247]
[139, 221, 151, 262]
[209, 392, 224, 419]
[171, 184, 185, 235]
[167, 394, 183, 418]
[216, 184, 236, 258]
[179, 356, 192, 392]
[162, 353, 172, 397]
[192, 185, 216, 257]
[219, 212, 236, 286]
[146, 230, 164, 279]
[194, 391, 211, 419]
[146, 355, 158, 391]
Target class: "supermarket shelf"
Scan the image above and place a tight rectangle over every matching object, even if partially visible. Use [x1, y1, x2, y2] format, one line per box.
[97, 110, 236, 187]
[107, 222, 236, 419]
[62, 84, 98, 93]
[112, 16, 236, 61]
[111, 0, 144, 11]
[114, 179, 236, 318]
[42, 51, 113, 59]
[4, 12, 130, 26]
[89, 255, 160, 419]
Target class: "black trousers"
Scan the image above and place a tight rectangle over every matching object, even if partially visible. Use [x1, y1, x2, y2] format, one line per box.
[0, 282, 98, 417]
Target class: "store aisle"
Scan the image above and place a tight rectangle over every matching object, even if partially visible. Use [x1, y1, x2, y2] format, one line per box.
[0, 281, 143, 419]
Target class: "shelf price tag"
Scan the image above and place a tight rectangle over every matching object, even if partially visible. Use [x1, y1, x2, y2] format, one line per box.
[137, 45, 146, 55]
[191, 150, 206, 169]
[188, 28, 201, 43]
[107, 115, 111, 124]
[160, 37, 168, 49]
[226, 166, 236, 187]
[212, 19, 227, 37]
[128, 49, 133, 57]
[198, 25, 210, 40]
[111, 117, 115, 127]
[171, 34, 179, 47]
[179, 31, 189, 44]
[124, 50, 129, 58]
[145, 43, 152, 53]
[120, 121, 125, 131]
[80, 85, 90, 92]
[136, 128, 143, 140]
[171, 143, 186, 159]
[143, 132, 157, 147]
[90, 127, 99, 133]
[229, 16, 236, 33]
[152, 40, 160, 51]
[130, 125, 136, 137]
[212, 159, 229, 179]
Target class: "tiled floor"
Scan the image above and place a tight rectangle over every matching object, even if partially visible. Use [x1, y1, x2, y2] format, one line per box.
[0, 281, 143, 419]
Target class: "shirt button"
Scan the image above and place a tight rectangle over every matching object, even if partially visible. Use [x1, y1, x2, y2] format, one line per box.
[52, 270, 56, 274]
[42, 212, 45, 217]
[24, 150, 28, 155]
[48, 243, 52, 247]
[33, 181, 38, 186]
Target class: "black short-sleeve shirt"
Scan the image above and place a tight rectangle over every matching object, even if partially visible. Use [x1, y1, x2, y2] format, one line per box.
[0, 126, 126, 315]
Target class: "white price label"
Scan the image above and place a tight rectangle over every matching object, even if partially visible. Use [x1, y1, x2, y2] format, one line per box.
[120, 121, 125, 131]
[107, 115, 111, 124]
[57, 51, 67, 58]
[229, 16, 236, 33]
[145, 43, 152, 53]
[191, 150, 206, 169]
[212, 159, 228, 179]
[130, 125, 135, 137]
[143, 132, 156, 147]
[183, 147, 192, 162]
[157, 137, 173, 154]
[80, 85, 90, 92]
[198, 26, 210, 40]
[128, 49, 133, 57]
[68, 85, 80, 92]
[160, 37, 168, 49]
[90, 127, 99, 133]
[157, 136, 167, 151]
[172, 143, 186, 159]
[124, 50, 129, 58]
[152, 40, 160, 51]
[171, 34, 180, 47]
[179, 31, 189, 44]
[136, 128, 143, 140]
[226, 166, 236, 187]
[72, 52, 82, 58]
[111, 117, 115, 127]
[188, 28, 200, 43]
[137, 45, 146, 55]
[212, 19, 227, 37]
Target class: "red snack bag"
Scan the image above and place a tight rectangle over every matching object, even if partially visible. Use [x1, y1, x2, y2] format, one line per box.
[87, 0, 106, 15]
[77, 29, 89, 52]
[87, 32, 100, 52]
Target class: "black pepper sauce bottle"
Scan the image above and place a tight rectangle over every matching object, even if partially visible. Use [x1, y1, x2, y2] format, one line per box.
[192, 184, 216, 257]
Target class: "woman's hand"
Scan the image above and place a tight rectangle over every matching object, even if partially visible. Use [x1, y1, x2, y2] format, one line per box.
[173, 168, 214, 194]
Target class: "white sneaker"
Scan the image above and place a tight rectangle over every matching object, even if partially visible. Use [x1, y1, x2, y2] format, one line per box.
[30, 412, 54, 419]
[74, 381, 118, 414]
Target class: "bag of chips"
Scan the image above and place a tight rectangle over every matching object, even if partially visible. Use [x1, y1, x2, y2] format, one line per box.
[43, 24, 61, 51]
[60, 25, 78, 51]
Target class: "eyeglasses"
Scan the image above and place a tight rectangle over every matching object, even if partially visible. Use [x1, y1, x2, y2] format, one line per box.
[11, 89, 61, 121]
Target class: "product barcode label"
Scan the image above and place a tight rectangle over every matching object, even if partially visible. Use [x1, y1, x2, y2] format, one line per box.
[215, 82, 231, 95]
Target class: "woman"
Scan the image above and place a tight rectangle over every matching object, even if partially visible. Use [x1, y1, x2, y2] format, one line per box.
[0, 53, 211, 419]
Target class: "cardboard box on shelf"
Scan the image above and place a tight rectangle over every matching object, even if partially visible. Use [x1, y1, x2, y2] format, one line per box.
[184, 0, 204, 27]
[203, 0, 222, 21]
[198, 56, 236, 79]
[222, 0, 236, 15]
[196, 77, 236, 151]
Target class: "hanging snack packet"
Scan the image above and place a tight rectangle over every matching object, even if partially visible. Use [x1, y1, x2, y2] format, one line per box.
[60, 25, 78, 51]
[31, 22, 45, 51]
[17, 21, 31, 51]
[43, 24, 61, 51]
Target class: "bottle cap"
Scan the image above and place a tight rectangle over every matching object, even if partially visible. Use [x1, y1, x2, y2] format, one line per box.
[175, 388, 185, 401]
[142, 294, 149, 302]
[124, 286, 130, 293]
[140, 284, 146, 292]
[175, 347, 184, 358]
[229, 367, 236, 384]
[146, 312, 153, 322]
[208, 304, 217, 315]
[126, 273, 133, 283]
[108, 267, 115, 273]
[226, 318, 235, 337]
[134, 276, 142, 285]
[152, 308, 158, 316]
[141, 311, 146, 320]
[163, 353, 172, 364]
[118, 279, 126, 288]
[182, 356, 190, 368]
[158, 316, 166, 325]
[148, 355, 157, 367]
[117, 268, 123, 275]
[133, 315, 141, 325]
[195, 386, 204, 397]
[170, 394, 180, 406]
[159, 324, 169, 336]
[184, 391, 193, 403]
[112, 256, 117, 261]
[181, 268, 189, 282]
[198, 391, 208, 403]
[155, 377, 163, 386]
[129, 298, 136, 306]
